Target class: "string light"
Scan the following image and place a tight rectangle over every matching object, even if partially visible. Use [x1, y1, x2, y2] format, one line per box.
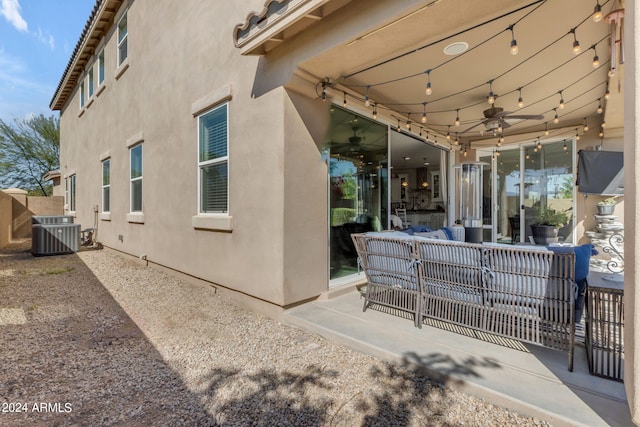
[487, 80, 495, 104]
[446, 125, 451, 140]
[553, 108, 559, 124]
[544, 123, 549, 136]
[463, 146, 468, 157]
[321, 81, 327, 101]
[509, 25, 518, 55]
[495, 149, 501, 157]
[396, 119, 401, 132]
[563, 140, 568, 151]
[497, 122, 503, 133]
[597, 98, 603, 114]
[583, 118, 589, 132]
[604, 84, 610, 100]
[364, 86, 371, 107]
[525, 150, 530, 160]
[536, 138, 542, 150]
[575, 129, 580, 141]
[558, 90, 565, 109]
[454, 109, 460, 127]
[570, 28, 581, 55]
[421, 102, 427, 123]
[517, 88, 524, 108]
[343, 92, 347, 108]
[406, 117, 412, 130]
[372, 104, 378, 119]
[591, 45, 600, 68]
[455, 132, 460, 145]
[593, 1, 603, 22]
[425, 69, 432, 95]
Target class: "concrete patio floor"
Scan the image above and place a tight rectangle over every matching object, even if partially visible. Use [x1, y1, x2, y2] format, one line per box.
[285, 289, 632, 427]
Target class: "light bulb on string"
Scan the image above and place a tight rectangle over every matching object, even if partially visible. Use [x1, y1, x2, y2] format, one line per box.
[591, 45, 600, 68]
[396, 119, 401, 132]
[553, 108, 559, 124]
[446, 125, 451, 140]
[544, 123, 549, 136]
[364, 86, 371, 107]
[496, 149, 501, 157]
[536, 139, 542, 150]
[517, 88, 524, 108]
[455, 133, 459, 146]
[597, 98, 603, 114]
[509, 25, 518, 55]
[343, 92, 347, 108]
[425, 70, 432, 95]
[487, 80, 495, 104]
[372, 104, 377, 120]
[455, 109, 460, 127]
[575, 129, 580, 141]
[558, 91, 565, 109]
[570, 28, 581, 55]
[583, 118, 589, 132]
[605, 85, 610, 100]
[497, 123, 503, 133]
[421, 102, 428, 123]
[593, 1, 603, 22]
[525, 150, 530, 160]
[601, 121, 607, 129]
[406, 118, 412, 130]
[563, 140, 568, 151]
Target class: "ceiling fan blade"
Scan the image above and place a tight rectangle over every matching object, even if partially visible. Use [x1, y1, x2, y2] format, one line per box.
[504, 114, 545, 120]
[460, 122, 484, 134]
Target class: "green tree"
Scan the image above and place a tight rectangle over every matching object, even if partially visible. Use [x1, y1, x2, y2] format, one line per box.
[0, 114, 60, 196]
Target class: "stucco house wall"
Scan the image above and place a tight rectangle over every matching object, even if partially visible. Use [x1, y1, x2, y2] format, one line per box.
[57, 0, 328, 310]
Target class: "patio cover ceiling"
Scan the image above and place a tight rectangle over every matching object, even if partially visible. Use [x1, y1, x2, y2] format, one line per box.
[239, 0, 624, 163]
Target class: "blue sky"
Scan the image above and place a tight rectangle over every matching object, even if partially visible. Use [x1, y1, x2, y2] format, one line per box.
[0, 0, 95, 123]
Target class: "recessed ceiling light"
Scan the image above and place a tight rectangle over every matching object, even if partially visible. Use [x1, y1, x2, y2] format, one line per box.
[444, 41, 468, 56]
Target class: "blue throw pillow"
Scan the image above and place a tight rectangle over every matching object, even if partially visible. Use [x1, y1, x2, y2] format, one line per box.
[410, 224, 433, 233]
[547, 243, 597, 282]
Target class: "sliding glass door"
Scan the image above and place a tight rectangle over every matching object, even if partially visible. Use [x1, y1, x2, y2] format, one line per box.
[325, 107, 388, 282]
[480, 139, 574, 243]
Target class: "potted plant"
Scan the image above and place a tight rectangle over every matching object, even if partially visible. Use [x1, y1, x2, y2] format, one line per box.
[530, 208, 569, 245]
[597, 196, 618, 215]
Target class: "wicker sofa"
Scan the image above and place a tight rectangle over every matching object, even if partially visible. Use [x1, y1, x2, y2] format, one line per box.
[351, 232, 577, 371]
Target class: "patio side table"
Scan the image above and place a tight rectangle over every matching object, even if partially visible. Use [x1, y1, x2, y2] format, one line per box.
[585, 271, 624, 381]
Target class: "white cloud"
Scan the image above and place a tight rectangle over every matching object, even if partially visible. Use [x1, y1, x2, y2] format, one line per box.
[34, 27, 55, 50]
[0, 0, 28, 32]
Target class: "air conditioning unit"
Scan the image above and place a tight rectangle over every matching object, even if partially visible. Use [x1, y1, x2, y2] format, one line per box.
[32, 223, 81, 256]
[32, 215, 74, 225]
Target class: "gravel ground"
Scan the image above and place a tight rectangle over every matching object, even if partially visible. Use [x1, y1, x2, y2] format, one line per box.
[0, 240, 552, 426]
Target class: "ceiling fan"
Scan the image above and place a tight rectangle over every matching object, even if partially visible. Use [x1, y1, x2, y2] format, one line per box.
[462, 105, 544, 135]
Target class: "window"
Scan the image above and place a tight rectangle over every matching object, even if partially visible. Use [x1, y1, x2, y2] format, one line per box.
[198, 104, 228, 213]
[66, 175, 76, 212]
[130, 144, 142, 212]
[102, 159, 110, 213]
[79, 80, 85, 108]
[117, 11, 128, 65]
[88, 65, 94, 98]
[98, 49, 105, 85]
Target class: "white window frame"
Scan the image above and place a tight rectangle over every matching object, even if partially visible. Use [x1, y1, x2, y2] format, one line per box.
[129, 144, 142, 213]
[79, 80, 85, 108]
[98, 49, 105, 86]
[102, 159, 110, 213]
[197, 103, 229, 214]
[67, 174, 76, 212]
[88, 65, 94, 98]
[117, 10, 128, 66]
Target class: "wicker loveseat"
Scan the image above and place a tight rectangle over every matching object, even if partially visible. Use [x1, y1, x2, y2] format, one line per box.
[352, 232, 577, 371]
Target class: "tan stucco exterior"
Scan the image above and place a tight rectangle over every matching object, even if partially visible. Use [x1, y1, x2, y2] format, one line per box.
[52, 0, 639, 420]
[56, 0, 328, 310]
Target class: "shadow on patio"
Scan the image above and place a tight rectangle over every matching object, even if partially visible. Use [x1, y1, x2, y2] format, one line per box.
[285, 289, 632, 427]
